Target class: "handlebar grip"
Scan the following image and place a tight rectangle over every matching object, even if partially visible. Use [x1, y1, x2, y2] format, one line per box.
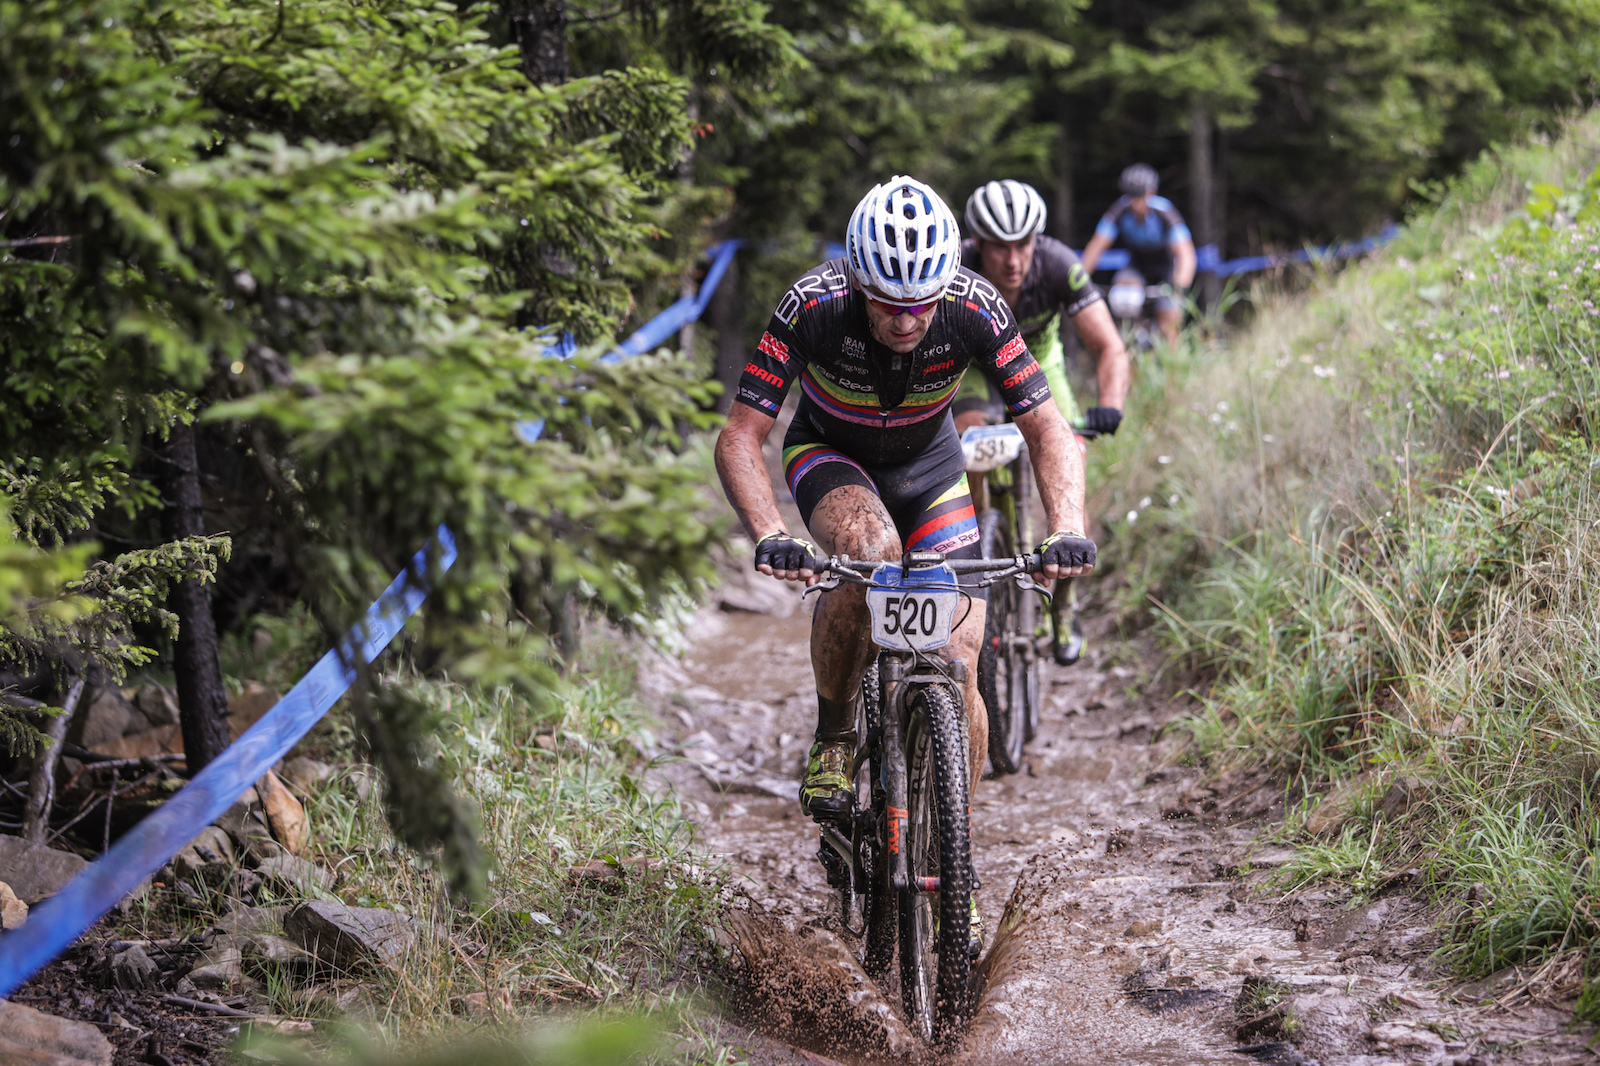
[1023, 553, 1043, 572]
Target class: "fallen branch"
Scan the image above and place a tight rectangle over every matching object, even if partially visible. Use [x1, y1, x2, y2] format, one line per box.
[158, 994, 270, 1020]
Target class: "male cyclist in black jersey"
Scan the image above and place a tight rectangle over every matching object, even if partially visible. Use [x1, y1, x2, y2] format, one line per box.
[1081, 163, 1197, 347]
[952, 179, 1130, 666]
[713, 177, 1096, 947]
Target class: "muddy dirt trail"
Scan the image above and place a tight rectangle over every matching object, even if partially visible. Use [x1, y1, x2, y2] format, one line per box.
[642, 573, 1595, 1065]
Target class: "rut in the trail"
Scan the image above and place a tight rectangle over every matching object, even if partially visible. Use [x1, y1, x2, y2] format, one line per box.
[643, 587, 1600, 1066]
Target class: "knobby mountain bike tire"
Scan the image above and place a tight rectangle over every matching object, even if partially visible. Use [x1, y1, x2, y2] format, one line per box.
[978, 511, 1027, 776]
[858, 660, 896, 980]
[898, 684, 975, 1044]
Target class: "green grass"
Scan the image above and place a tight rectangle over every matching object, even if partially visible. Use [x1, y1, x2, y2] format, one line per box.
[1097, 109, 1600, 988]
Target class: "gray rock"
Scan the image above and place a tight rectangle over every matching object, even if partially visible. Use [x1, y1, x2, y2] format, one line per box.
[716, 569, 801, 618]
[65, 686, 132, 750]
[0, 999, 113, 1065]
[285, 900, 421, 971]
[110, 944, 159, 990]
[135, 684, 178, 728]
[255, 854, 334, 894]
[187, 825, 235, 864]
[0, 836, 90, 904]
[282, 757, 336, 790]
[186, 943, 258, 992]
[241, 932, 316, 972]
[1368, 1022, 1445, 1052]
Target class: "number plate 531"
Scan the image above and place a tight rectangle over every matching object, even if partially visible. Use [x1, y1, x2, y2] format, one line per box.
[866, 563, 960, 652]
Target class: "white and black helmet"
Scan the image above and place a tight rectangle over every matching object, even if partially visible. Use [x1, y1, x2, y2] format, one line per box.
[965, 179, 1048, 242]
[1119, 163, 1160, 197]
[846, 176, 962, 305]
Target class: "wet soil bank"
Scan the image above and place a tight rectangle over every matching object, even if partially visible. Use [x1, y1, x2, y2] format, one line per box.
[643, 589, 1598, 1065]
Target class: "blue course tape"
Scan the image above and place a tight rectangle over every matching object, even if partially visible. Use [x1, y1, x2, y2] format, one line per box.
[0, 238, 745, 996]
[0, 531, 456, 997]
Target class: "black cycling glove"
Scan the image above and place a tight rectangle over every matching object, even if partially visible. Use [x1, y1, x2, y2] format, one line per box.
[754, 531, 822, 574]
[1037, 530, 1097, 570]
[1084, 406, 1123, 436]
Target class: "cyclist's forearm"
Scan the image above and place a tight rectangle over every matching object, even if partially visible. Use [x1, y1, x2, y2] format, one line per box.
[1073, 302, 1130, 410]
[715, 408, 786, 541]
[1080, 234, 1111, 275]
[1173, 241, 1197, 289]
[1015, 401, 1086, 535]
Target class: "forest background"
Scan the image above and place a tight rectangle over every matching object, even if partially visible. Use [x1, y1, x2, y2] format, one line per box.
[2, 0, 1599, 901]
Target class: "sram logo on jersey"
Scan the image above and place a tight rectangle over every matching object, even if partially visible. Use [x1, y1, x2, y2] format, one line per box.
[993, 335, 1027, 368]
[1001, 362, 1040, 390]
[744, 362, 785, 388]
[757, 332, 790, 364]
[924, 358, 956, 374]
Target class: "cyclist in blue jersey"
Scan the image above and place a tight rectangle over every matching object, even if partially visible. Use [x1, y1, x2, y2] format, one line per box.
[1080, 164, 1197, 346]
[714, 176, 1094, 817]
[952, 179, 1129, 665]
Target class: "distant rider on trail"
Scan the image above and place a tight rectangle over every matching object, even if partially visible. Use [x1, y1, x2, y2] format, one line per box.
[1080, 163, 1197, 347]
[953, 178, 1130, 666]
[713, 176, 1096, 945]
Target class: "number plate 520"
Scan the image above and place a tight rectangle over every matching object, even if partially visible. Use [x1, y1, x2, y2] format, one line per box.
[866, 564, 959, 652]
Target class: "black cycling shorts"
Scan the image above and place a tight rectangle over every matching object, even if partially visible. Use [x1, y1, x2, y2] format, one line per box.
[782, 414, 987, 599]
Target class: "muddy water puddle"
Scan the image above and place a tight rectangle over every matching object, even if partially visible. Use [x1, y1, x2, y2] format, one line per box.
[643, 595, 1597, 1066]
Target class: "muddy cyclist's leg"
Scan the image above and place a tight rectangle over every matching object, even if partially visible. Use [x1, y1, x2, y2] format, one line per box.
[945, 598, 988, 791]
[806, 484, 903, 732]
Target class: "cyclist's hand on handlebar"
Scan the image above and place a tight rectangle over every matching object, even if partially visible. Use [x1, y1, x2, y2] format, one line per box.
[754, 531, 824, 585]
[1084, 406, 1123, 436]
[1036, 529, 1097, 579]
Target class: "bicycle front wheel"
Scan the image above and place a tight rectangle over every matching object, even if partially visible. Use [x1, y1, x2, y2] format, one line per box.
[858, 659, 896, 980]
[898, 684, 975, 1044]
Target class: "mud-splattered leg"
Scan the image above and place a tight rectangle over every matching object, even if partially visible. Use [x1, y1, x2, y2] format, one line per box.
[806, 485, 900, 718]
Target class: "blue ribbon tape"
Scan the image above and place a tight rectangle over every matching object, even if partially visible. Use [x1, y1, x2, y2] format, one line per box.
[0, 529, 457, 998]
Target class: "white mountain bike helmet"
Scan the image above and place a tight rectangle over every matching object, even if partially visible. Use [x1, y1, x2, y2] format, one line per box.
[965, 179, 1047, 242]
[846, 176, 961, 306]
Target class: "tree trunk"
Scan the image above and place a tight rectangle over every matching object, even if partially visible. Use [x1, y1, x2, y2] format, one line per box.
[163, 421, 232, 772]
[1188, 103, 1220, 311]
[506, 0, 567, 85]
[1051, 114, 1075, 246]
[23, 679, 84, 843]
[710, 250, 744, 412]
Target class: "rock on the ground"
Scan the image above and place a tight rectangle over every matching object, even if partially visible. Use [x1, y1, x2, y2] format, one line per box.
[1278, 989, 1369, 1061]
[66, 685, 133, 750]
[1369, 1022, 1446, 1052]
[255, 854, 333, 894]
[285, 900, 422, 971]
[282, 757, 335, 790]
[109, 944, 159, 990]
[134, 684, 179, 727]
[1, 879, 28, 928]
[215, 793, 284, 863]
[186, 943, 258, 992]
[0, 999, 114, 1066]
[215, 904, 288, 937]
[240, 932, 317, 971]
[0, 836, 90, 904]
[257, 768, 307, 855]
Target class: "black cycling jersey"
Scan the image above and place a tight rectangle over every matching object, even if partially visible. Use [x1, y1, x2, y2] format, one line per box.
[734, 257, 1052, 468]
[959, 235, 1102, 341]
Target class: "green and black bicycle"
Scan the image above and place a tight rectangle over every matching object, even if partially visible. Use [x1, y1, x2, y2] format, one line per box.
[961, 420, 1100, 776]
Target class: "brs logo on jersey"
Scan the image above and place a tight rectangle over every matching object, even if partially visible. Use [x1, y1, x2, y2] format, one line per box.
[757, 332, 789, 364]
[993, 334, 1027, 368]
